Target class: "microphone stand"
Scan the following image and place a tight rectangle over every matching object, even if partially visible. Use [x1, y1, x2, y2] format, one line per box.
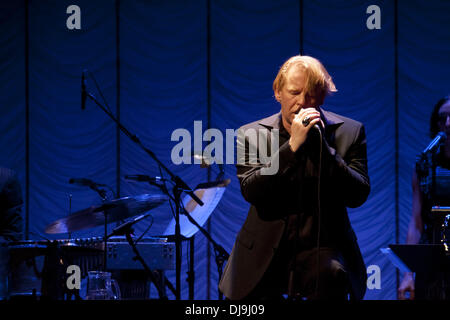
[416, 140, 443, 244]
[84, 87, 203, 300]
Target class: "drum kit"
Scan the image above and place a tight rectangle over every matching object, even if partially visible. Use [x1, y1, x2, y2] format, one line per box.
[1, 192, 167, 300]
[1, 178, 228, 300]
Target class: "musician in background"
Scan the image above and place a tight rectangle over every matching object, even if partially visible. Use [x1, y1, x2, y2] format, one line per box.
[398, 95, 450, 300]
[0, 167, 24, 243]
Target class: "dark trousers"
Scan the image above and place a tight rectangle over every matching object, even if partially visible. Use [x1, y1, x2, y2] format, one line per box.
[415, 271, 450, 300]
[245, 247, 350, 301]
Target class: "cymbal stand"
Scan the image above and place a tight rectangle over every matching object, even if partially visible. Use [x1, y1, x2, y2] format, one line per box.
[91, 186, 109, 271]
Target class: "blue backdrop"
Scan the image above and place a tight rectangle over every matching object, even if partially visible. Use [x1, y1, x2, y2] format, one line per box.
[1, 0, 450, 300]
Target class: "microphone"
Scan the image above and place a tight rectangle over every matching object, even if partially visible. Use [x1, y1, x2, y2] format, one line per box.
[422, 132, 447, 154]
[109, 213, 150, 237]
[307, 124, 322, 139]
[69, 178, 106, 188]
[81, 70, 87, 110]
[125, 175, 167, 183]
[192, 152, 213, 168]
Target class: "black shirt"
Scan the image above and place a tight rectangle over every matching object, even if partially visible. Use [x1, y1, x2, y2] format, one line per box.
[263, 116, 335, 292]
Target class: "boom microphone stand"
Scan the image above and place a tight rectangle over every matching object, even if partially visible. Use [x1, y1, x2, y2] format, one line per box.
[107, 215, 167, 299]
[82, 73, 203, 300]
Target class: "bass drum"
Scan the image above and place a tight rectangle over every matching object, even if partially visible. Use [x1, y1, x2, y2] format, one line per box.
[0, 243, 9, 300]
[7, 240, 47, 299]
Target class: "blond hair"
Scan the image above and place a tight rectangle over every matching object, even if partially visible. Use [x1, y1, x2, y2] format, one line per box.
[273, 55, 337, 99]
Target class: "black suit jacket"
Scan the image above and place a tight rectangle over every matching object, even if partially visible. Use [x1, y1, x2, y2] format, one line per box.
[219, 109, 370, 300]
[0, 167, 24, 242]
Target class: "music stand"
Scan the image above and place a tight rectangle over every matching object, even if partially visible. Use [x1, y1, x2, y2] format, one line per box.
[163, 181, 227, 238]
[162, 180, 230, 299]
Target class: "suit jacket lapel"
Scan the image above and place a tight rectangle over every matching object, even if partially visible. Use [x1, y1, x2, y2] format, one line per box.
[259, 112, 281, 130]
[320, 108, 344, 149]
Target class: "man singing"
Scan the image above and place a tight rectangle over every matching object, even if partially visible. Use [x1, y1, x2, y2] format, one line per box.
[219, 55, 370, 300]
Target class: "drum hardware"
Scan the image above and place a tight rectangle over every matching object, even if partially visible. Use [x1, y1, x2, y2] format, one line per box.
[39, 176, 229, 300]
[45, 194, 167, 235]
[65, 235, 175, 299]
[5, 239, 103, 300]
[5, 235, 177, 300]
[68, 177, 112, 271]
[103, 216, 169, 299]
[7, 241, 47, 299]
[9, 188, 172, 300]
[45, 194, 168, 234]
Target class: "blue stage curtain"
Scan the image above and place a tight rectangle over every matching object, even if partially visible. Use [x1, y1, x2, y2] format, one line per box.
[27, 0, 118, 239]
[398, 0, 450, 266]
[302, 0, 396, 300]
[119, 0, 208, 299]
[0, 1, 26, 220]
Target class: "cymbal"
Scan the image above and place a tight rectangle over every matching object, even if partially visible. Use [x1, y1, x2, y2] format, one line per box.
[45, 194, 168, 234]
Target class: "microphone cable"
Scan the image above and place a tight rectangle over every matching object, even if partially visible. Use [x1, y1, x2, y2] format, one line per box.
[133, 214, 154, 245]
[314, 126, 323, 298]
